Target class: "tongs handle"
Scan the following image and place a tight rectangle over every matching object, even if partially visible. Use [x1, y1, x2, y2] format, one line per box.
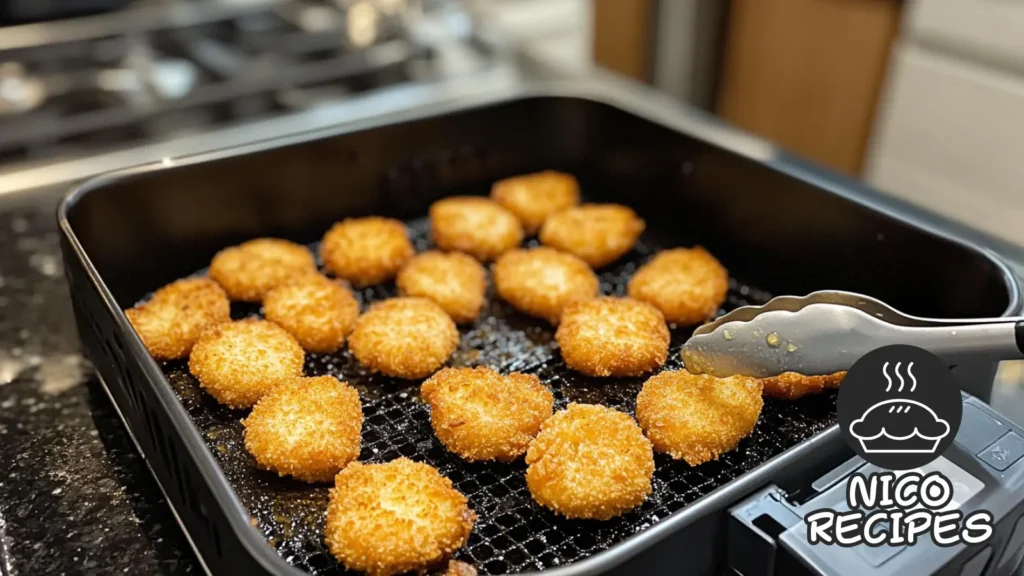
[905, 319, 1024, 363]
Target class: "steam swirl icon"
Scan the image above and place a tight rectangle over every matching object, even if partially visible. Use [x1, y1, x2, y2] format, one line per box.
[848, 362, 951, 454]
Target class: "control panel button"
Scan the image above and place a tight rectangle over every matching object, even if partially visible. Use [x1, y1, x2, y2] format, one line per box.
[956, 404, 1006, 453]
[979, 432, 1024, 472]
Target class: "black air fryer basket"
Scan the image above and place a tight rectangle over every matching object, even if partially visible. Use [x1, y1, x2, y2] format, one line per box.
[58, 89, 1021, 576]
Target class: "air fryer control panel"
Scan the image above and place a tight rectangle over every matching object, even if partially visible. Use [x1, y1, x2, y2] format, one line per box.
[728, 393, 1024, 576]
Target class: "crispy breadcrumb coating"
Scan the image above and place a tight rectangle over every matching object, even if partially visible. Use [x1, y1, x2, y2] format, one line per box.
[125, 278, 230, 360]
[209, 238, 317, 302]
[348, 298, 459, 379]
[243, 376, 362, 482]
[525, 403, 654, 520]
[490, 171, 580, 233]
[444, 560, 478, 576]
[627, 247, 729, 326]
[429, 197, 524, 262]
[555, 297, 669, 377]
[264, 274, 361, 353]
[321, 217, 415, 287]
[421, 367, 554, 462]
[492, 247, 599, 325]
[539, 204, 645, 268]
[325, 459, 475, 575]
[188, 319, 305, 408]
[636, 370, 763, 466]
[758, 371, 845, 400]
[396, 251, 487, 324]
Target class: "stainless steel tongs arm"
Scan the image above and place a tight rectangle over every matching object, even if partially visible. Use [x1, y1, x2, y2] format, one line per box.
[681, 291, 1024, 379]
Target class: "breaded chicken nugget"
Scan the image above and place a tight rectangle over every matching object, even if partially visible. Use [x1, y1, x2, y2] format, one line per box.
[396, 251, 487, 324]
[525, 403, 654, 520]
[264, 274, 360, 353]
[444, 560, 478, 576]
[636, 370, 763, 466]
[539, 204, 645, 268]
[325, 458, 475, 575]
[243, 376, 362, 482]
[759, 371, 846, 400]
[321, 217, 415, 287]
[209, 238, 317, 302]
[421, 367, 554, 462]
[490, 170, 580, 233]
[628, 247, 729, 326]
[348, 298, 459, 379]
[555, 297, 669, 377]
[188, 319, 305, 408]
[492, 247, 599, 325]
[125, 278, 230, 360]
[429, 197, 524, 262]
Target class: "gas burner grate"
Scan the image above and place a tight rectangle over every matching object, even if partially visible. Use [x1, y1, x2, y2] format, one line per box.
[0, 0, 443, 163]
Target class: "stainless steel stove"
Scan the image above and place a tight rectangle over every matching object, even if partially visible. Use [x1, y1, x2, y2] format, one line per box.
[0, 0, 496, 171]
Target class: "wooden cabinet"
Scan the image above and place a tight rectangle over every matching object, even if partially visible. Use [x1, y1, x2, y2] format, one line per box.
[592, 0, 654, 82]
[716, 0, 901, 175]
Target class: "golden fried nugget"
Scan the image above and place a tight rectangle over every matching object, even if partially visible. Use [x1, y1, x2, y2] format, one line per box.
[525, 403, 654, 520]
[348, 298, 459, 379]
[492, 247, 599, 325]
[539, 204, 645, 268]
[243, 376, 362, 482]
[636, 370, 763, 466]
[421, 367, 554, 462]
[125, 278, 230, 361]
[209, 238, 317, 302]
[490, 171, 580, 233]
[444, 560, 478, 576]
[396, 251, 487, 324]
[758, 371, 846, 400]
[628, 247, 729, 326]
[429, 197, 524, 262]
[325, 459, 475, 576]
[321, 217, 415, 287]
[555, 297, 669, 377]
[264, 274, 361, 353]
[188, 319, 305, 408]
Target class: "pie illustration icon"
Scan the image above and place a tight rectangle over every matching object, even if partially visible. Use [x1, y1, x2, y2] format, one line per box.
[838, 348, 962, 469]
[849, 399, 951, 454]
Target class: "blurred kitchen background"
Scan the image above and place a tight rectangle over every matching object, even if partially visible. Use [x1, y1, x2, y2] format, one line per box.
[443, 0, 1024, 426]
[1, 0, 1022, 421]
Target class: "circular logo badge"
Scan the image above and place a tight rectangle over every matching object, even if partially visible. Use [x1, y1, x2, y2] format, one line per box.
[837, 344, 962, 470]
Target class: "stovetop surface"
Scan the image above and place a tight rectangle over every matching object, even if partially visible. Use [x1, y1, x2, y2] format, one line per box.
[0, 0, 480, 167]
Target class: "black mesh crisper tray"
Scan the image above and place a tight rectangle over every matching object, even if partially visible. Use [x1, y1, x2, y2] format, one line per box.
[155, 216, 838, 576]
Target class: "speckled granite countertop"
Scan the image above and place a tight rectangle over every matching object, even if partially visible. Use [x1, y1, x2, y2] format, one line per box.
[0, 190, 200, 576]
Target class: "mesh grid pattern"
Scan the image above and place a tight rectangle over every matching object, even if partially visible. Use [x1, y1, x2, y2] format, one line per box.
[158, 216, 838, 575]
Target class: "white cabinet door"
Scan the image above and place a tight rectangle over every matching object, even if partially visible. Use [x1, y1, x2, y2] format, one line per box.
[866, 42, 1024, 246]
[906, 0, 1024, 71]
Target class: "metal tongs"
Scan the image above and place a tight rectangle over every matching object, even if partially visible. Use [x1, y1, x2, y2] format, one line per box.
[680, 290, 1024, 378]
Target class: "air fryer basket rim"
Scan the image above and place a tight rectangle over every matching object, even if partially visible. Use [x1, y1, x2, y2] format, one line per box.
[58, 80, 1024, 321]
[57, 86, 1023, 576]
